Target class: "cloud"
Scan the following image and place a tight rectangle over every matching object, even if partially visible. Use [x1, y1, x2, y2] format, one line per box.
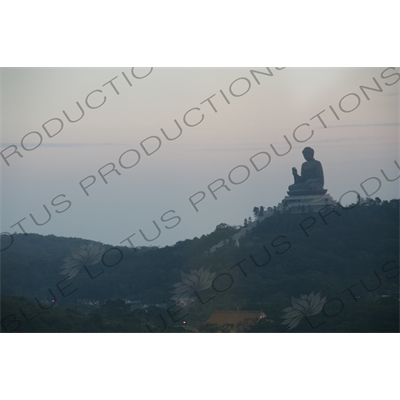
[316, 122, 399, 129]
[188, 147, 262, 152]
[0, 142, 126, 148]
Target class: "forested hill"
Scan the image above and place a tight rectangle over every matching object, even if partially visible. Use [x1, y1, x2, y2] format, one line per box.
[1, 199, 399, 332]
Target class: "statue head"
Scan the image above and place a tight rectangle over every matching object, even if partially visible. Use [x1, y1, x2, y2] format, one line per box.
[302, 147, 314, 161]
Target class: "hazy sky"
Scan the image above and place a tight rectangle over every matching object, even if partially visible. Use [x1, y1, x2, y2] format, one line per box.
[1, 67, 399, 248]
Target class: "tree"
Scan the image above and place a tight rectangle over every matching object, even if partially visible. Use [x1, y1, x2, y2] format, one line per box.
[220, 323, 235, 333]
[198, 323, 219, 333]
[253, 207, 260, 219]
[216, 223, 230, 230]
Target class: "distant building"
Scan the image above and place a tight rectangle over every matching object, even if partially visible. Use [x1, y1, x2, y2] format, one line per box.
[205, 310, 267, 332]
[76, 298, 100, 306]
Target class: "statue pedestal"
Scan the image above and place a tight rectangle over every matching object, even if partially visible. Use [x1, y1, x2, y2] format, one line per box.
[278, 192, 336, 213]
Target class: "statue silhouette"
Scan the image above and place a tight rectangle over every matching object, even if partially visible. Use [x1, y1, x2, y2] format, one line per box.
[288, 147, 327, 196]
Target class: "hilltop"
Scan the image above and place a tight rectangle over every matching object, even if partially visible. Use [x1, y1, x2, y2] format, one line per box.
[1, 198, 399, 332]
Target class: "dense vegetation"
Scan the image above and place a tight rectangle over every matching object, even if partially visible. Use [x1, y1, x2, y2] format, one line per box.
[1, 199, 399, 332]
